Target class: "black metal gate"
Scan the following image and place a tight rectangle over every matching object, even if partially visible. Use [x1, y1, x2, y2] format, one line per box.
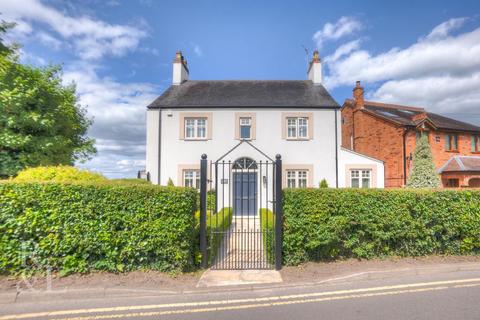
[199, 152, 282, 270]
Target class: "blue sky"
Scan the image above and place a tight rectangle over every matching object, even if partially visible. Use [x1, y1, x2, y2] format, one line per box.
[1, 0, 480, 177]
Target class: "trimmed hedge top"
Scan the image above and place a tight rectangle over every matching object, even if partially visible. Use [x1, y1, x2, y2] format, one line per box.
[0, 181, 198, 275]
[13, 166, 106, 183]
[283, 188, 480, 265]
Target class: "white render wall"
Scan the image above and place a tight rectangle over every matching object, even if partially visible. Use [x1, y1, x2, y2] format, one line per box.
[146, 110, 160, 184]
[156, 108, 338, 187]
[338, 148, 385, 188]
[145, 107, 385, 189]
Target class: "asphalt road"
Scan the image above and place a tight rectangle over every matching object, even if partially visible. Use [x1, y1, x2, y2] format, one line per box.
[2, 265, 480, 320]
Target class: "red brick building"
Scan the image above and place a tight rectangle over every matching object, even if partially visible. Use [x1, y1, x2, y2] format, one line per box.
[341, 81, 480, 188]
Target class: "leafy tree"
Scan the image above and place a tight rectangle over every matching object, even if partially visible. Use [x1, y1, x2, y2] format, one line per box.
[0, 22, 96, 178]
[167, 178, 174, 186]
[0, 20, 16, 54]
[406, 134, 441, 188]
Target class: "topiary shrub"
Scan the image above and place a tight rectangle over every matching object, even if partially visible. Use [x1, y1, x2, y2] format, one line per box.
[319, 179, 329, 188]
[407, 134, 441, 188]
[13, 166, 105, 183]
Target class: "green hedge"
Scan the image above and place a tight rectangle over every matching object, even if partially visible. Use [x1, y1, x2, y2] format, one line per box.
[283, 188, 480, 265]
[0, 182, 198, 275]
[14, 166, 106, 183]
[195, 207, 233, 266]
[260, 208, 274, 264]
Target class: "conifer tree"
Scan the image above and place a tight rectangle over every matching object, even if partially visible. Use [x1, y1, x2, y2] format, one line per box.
[406, 134, 441, 188]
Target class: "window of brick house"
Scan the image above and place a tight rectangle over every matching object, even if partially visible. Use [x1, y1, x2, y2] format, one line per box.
[445, 133, 458, 151]
[472, 135, 480, 152]
[445, 178, 459, 188]
[416, 131, 429, 141]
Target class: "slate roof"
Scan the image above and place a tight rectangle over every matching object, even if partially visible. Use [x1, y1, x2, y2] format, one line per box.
[438, 156, 480, 173]
[344, 99, 480, 133]
[147, 80, 340, 109]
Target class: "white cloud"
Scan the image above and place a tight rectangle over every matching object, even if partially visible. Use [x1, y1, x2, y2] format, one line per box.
[424, 17, 468, 41]
[323, 18, 480, 125]
[194, 44, 203, 57]
[313, 16, 362, 49]
[0, 0, 147, 60]
[324, 39, 361, 63]
[63, 64, 160, 178]
[37, 31, 62, 50]
[325, 20, 480, 88]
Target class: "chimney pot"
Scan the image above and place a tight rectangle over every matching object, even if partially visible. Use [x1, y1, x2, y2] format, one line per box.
[352, 81, 364, 109]
[307, 50, 322, 84]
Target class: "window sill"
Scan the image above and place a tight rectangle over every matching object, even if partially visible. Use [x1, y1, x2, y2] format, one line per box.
[182, 138, 209, 141]
[285, 138, 311, 141]
[445, 150, 459, 153]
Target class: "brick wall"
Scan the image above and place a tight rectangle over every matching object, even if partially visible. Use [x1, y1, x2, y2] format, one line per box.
[342, 104, 480, 188]
[341, 103, 353, 149]
[342, 105, 406, 188]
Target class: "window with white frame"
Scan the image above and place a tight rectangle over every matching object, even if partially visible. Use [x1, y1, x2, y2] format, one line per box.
[287, 117, 308, 139]
[183, 170, 200, 189]
[351, 169, 371, 188]
[239, 117, 252, 139]
[286, 170, 308, 188]
[185, 118, 207, 139]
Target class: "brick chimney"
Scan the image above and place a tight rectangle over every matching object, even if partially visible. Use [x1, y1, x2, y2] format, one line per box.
[352, 81, 364, 109]
[307, 50, 322, 85]
[172, 51, 189, 85]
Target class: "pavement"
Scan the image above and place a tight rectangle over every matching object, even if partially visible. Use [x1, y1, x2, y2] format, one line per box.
[1, 260, 480, 319]
[197, 269, 282, 287]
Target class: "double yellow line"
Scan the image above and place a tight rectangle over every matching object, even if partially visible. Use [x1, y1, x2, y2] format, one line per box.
[3, 277, 480, 320]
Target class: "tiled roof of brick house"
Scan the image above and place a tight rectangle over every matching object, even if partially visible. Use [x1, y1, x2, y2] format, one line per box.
[344, 99, 480, 133]
[438, 156, 480, 173]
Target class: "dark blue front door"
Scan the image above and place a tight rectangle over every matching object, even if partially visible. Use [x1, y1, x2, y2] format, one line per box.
[233, 172, 257, 216]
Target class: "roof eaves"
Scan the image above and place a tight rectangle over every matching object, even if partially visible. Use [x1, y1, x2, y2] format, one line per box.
[340, 147, 385, 163]
[438, 156, 456, 173]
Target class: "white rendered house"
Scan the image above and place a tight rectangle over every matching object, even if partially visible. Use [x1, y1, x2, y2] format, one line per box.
[145, 51, 384, 198]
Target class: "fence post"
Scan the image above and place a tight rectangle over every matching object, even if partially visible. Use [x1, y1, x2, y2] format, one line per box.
[275, 154, 283, 270]
[200, 154, 208, 269]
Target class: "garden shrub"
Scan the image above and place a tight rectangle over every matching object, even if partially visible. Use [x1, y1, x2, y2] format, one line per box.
[14, 166, 106, 183]
[0, 182, 198, 275]
[283, 188, 480, 265]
